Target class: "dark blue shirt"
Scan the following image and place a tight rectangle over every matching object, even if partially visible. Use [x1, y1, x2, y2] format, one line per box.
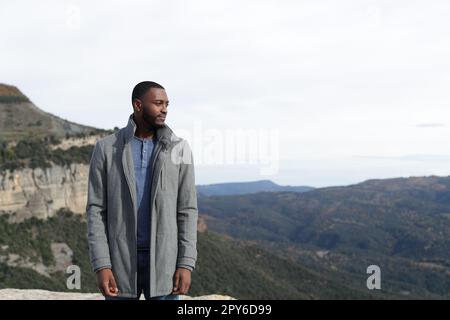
[131, 135, 156, 249]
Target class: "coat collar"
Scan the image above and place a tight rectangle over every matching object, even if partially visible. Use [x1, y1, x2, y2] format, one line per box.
[123, 113, 180, 150]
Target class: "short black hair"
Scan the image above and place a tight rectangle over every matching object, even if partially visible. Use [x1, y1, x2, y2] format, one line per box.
[131, 81, 165, 103]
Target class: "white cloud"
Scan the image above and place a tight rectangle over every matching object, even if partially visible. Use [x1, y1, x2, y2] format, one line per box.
[1, 0, 450, 186]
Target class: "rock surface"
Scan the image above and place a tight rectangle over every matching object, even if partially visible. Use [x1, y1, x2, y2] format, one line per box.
[0, 164, 88, 222]
[0, 289, 236, 300]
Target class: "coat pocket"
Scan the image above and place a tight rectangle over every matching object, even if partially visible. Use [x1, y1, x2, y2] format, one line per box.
[160, 161, 179, 195]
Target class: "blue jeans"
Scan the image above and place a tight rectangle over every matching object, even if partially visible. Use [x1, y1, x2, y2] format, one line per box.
[106, 249, 180, 300]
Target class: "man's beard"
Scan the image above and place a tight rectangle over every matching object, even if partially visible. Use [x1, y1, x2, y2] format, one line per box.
[142, 109, 164, 129]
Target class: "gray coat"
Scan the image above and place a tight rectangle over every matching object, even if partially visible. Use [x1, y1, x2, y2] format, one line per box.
[86, 114, 198, 298]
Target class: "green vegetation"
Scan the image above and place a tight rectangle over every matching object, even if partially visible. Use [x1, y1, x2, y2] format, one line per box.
[0, 84, 113, 163]
[0, 209, 375, 299]
[0, 84, 30, 103]
[0, 98, 111, 142]
[0, 264, 68, 291]
[0, 207, 445, 299]
[197, 177, 450, 299]
[64, 129, 115, 140]
[0, 137, 94, 172]
[191, 231, 376, 299]
[0, 96, 30, 103]
[0, 209, 96, 292]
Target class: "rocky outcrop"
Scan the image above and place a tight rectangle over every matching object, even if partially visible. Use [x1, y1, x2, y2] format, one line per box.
[49, 135, 103, 151]
[0, 242, 74, 277]
[0, 164, 88, 222]
[197, 216, 208, 233]
[184, 294, 236, 300]
[0, 289, 236, 300]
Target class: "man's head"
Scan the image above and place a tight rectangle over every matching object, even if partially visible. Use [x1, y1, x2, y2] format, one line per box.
[132, 81, 169, 129]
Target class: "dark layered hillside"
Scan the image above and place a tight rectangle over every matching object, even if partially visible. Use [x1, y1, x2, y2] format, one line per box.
[0, 83, 107, 141]
[198, 176, 450, 298]
[0, 209, 377, 299]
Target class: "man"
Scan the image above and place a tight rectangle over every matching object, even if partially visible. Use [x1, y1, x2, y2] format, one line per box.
[86, 81, 198, 300]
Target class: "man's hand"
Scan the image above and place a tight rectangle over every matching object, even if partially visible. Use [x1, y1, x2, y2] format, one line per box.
[172, 267, 191, 295]
[96, 268, 119, 297]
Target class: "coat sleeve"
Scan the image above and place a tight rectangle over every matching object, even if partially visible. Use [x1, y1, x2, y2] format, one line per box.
[86, 140, 112, 272]
[176, 140, 198, 271]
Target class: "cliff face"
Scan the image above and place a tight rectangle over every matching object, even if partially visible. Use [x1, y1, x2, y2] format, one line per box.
[0, 163, 89, 222]
[0, 83, 107, 222]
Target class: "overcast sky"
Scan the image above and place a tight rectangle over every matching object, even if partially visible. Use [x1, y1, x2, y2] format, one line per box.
[1, 0, 450, 187]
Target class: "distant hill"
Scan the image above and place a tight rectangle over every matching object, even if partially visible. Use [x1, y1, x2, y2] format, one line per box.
[197, 180, 314, 196]
[198, 176, 450, 299]
[0, 83, 107, 141]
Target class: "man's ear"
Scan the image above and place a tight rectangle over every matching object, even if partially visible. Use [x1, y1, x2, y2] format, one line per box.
[132, 99, 142, 112]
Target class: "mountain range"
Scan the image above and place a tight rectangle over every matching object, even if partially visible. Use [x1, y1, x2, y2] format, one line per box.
[197, 180, 313, 196]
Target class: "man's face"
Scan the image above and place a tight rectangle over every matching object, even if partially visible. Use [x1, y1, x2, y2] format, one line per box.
[134, 88, 169, 129]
